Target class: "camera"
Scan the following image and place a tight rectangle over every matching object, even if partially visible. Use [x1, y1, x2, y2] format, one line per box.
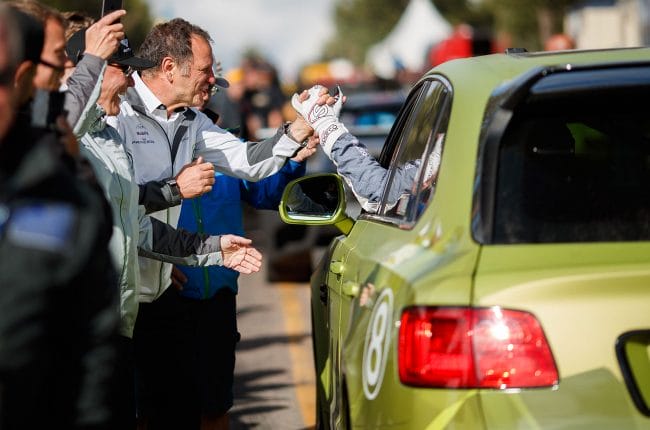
[101, 0, 123, 17]
[30, 89, 66, 132]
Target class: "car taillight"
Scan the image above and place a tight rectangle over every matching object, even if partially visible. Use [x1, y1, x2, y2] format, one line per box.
[398, 306, 558, 389]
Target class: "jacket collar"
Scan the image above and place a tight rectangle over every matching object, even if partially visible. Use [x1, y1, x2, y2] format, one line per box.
[125, 83, 196, 123]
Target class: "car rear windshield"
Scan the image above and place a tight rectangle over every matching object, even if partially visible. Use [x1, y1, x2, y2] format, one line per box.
[493, 66, 650, 243]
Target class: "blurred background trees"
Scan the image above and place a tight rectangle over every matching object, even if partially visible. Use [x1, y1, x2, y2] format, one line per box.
[323, 0, 410, 64]
[325, 0, 582, 59]
[40, 0, 153, 47]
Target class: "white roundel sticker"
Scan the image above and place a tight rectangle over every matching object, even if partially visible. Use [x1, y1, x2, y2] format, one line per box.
[362, 288, 393, 400]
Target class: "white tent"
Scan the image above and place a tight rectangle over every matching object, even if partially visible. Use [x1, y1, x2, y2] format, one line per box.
[366, 0, 452, 79]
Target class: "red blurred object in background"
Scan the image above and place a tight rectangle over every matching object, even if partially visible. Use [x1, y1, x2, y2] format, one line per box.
[429, 24, 497, 67]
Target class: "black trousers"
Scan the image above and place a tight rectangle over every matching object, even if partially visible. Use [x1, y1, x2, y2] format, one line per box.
[109, 335, 137, 430]
[133, 287, 200, 430]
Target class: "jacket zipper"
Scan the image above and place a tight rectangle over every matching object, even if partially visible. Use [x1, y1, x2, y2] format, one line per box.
[132, 110, 180, 294]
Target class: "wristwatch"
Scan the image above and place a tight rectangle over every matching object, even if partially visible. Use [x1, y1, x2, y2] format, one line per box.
[283, 122, 308, 147]
[165, 178, 181, 201]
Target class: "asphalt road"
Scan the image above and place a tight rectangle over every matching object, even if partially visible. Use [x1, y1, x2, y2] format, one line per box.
[229, 215, 316, 430]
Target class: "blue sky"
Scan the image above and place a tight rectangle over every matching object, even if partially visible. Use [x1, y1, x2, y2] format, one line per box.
[145, 0, 335, 82]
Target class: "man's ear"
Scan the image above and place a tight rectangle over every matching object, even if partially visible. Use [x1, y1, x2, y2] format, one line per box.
[14, 61, 36, 106]
[161, 56, 175, 82]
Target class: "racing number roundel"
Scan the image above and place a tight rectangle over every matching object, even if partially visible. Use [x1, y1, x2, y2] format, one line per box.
[362, 288, 393, 400]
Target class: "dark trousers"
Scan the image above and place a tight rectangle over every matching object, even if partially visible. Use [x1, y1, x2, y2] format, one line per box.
[133, 287, 200, 430]
[194, 289, 239, 416]
[110, 335, 137, 430]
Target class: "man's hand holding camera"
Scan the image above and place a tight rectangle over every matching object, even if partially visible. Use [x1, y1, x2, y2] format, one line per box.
[83, 10, 126, 61]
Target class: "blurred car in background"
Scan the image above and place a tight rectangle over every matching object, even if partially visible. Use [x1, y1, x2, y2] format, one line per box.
[260, 89, 407, 282]
[281, 47, 650, 429]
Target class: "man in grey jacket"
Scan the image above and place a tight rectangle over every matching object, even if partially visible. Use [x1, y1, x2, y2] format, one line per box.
[107, 17, 323, 430]
[66, 28, 263, 429]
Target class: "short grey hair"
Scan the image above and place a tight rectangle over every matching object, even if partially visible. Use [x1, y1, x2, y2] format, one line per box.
[138, 18, 212, 78]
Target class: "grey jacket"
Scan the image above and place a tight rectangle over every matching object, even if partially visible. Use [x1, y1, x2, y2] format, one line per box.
[80, 112, 224, 337]
[108, 73, 303, 301]
[64, 53, 105, 135]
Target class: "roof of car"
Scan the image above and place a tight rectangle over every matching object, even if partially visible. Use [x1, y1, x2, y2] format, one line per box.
[428, 47, 650, 92]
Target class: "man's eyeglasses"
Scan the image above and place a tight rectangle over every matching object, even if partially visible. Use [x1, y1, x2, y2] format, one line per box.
[109, 63, 134, 77]
[39, 58, 66, 73]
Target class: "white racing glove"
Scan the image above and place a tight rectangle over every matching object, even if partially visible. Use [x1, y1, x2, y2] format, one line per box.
[291, 84, 348, 157]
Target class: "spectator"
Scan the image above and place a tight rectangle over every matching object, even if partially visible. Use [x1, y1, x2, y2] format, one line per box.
[60, 10, 94, 84]
[66, 26, 263, 429]
[7, 0, 67, 91]
[209, 67, 245, 132]
[239, 56, 286, 140]
[0, 4, 119, 428]
[171, 99, 316, 430]
[107, 17, 318, 430]
[7, 0, 125, 140]
[544, 33, 576, 51]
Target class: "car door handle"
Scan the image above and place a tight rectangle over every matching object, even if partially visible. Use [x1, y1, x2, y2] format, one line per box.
[330, 260, 345, 275]
[319, 283, 328, 305]
[342, 281, 360, 298]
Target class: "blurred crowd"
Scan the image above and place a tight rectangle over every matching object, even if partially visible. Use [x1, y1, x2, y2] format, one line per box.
[208, 55, 288, 141]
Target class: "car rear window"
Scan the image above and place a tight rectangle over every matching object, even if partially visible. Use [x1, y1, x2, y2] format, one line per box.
[493, 71, 650, 243]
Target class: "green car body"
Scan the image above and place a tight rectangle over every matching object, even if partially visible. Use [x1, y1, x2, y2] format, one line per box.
[281, 48, 650, 429]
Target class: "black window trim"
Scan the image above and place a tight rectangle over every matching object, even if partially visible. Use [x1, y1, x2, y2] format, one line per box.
[472, 60, 650, 245]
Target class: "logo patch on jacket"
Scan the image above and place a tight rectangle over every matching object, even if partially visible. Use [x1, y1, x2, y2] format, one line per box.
[5, 203, 76, 252]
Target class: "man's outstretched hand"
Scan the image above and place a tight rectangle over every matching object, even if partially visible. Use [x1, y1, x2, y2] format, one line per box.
[220, 234, 263, 274]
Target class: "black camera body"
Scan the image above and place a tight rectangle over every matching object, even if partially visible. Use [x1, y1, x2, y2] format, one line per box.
[101, 0, 123, 17]
[30, 89, 66, 132]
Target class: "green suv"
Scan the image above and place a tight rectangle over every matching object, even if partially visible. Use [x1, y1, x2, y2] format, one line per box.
[280, 47, 650, 429]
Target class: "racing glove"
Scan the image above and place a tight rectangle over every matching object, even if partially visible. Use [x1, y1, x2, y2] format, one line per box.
[291, 84, 348, 157]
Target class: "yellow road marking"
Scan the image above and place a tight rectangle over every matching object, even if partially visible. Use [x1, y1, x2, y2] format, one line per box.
[278, 282, 316, 429]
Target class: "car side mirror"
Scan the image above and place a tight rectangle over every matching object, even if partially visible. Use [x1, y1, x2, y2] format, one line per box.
[279, 173, 353, 235]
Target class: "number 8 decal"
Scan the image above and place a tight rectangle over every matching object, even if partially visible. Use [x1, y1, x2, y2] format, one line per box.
[362, 288, 393, 400]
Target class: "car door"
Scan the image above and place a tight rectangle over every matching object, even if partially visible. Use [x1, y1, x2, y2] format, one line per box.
[323, 78, 453, 427]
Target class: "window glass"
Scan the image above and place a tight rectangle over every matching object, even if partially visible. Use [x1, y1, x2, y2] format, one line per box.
[494, 89, 650, 243]
[378, 80, 450, 225]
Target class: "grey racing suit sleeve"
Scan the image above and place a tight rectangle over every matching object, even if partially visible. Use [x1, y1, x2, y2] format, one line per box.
[137, 211, 224, 267]
[64, 54, 106, 136]
[328, 132, 420, 213]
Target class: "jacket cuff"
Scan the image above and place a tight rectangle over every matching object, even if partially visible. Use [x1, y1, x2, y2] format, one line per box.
[139, 179, 182, 214]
